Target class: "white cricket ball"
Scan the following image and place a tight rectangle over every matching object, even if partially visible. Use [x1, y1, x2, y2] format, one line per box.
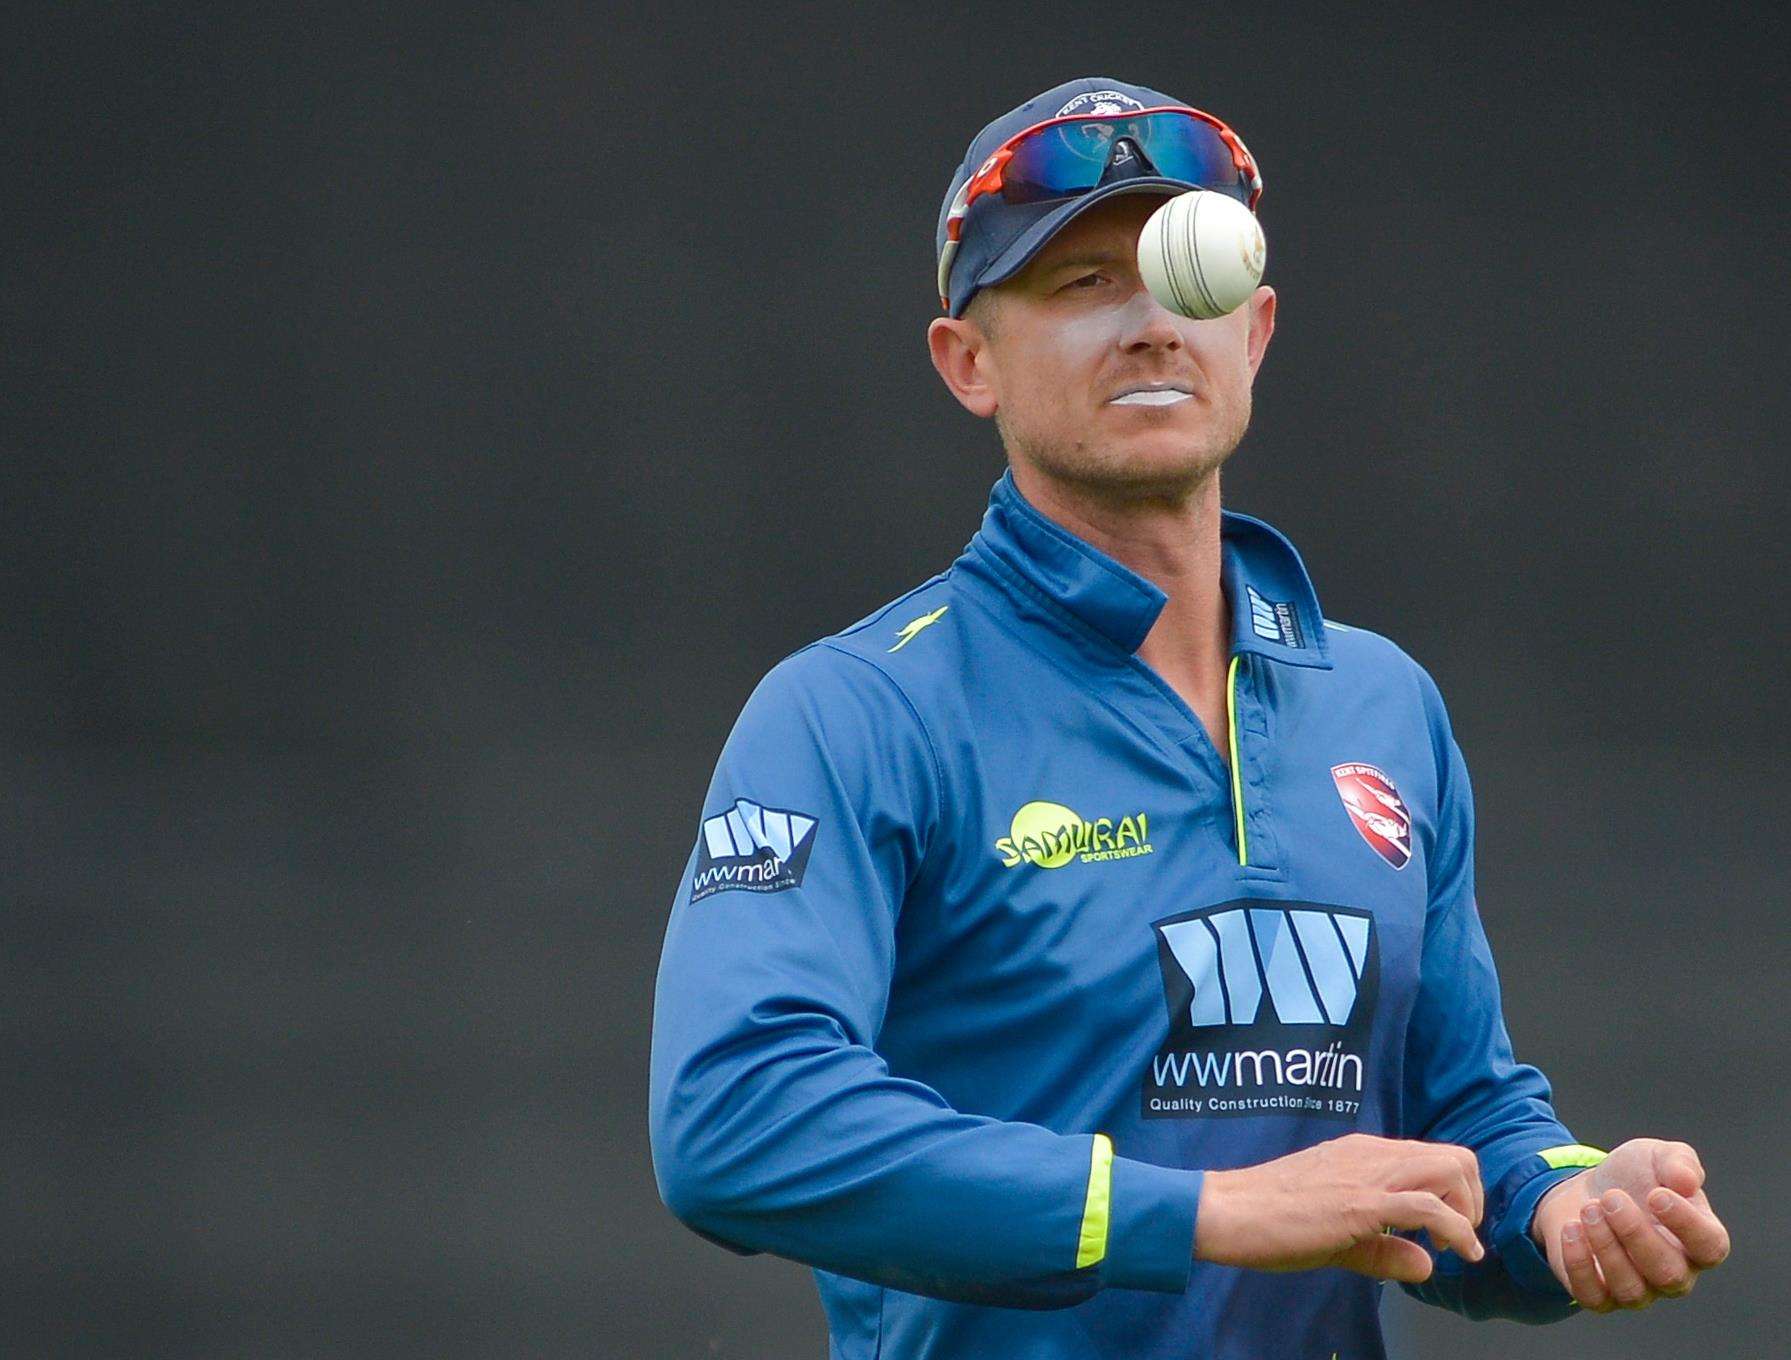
[1136, 190, 1266, 320]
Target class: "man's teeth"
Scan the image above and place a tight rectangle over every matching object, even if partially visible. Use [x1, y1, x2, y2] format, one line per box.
[1109, 389, 1191, 406]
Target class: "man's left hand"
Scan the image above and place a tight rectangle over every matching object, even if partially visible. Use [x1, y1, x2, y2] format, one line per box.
[1531, 1137, 1731, 1312]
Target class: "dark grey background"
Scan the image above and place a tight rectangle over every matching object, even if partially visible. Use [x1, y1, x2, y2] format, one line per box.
[4, 3, 1783, 1357]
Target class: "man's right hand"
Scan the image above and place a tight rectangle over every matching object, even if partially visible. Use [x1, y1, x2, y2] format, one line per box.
[1193, 1133, 1485, 1283]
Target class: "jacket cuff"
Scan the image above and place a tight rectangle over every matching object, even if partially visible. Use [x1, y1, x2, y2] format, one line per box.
[1493, 1166, 1583, 1298]
[1488, 1144, 1608, 1300]
[1100, 1155, 1204, 1294]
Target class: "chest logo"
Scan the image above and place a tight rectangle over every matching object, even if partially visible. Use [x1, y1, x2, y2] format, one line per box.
[1145, 900, 1379, 1122]
[995, 800, 1152, 868]
[1331, 763, 1412, 869]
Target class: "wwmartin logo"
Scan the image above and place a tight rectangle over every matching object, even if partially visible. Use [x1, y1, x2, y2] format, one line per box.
[1143, 901, 1378, 1122]
[1161, 905, 1369, 1028]
[691, 797, 818, 903]
[1245, 584, 1305, 649]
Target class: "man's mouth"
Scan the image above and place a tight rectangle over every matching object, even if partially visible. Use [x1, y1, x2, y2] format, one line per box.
[1107, 388, 1193, 406]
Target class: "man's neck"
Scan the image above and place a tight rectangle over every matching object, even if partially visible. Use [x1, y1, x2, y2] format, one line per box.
[1009, 462, 1231, 689]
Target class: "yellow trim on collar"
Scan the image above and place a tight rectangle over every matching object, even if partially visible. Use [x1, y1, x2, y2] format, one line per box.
[1226, 655, 1247, 866]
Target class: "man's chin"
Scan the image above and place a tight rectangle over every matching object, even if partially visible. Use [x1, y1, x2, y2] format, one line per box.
[1004, 406, 1247, 498]
[1033, 445, 1233, 503]
[1099, 426, 1235, 480]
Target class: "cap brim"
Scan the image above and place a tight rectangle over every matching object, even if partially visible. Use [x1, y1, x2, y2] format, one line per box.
[958, 178, 1196, 316]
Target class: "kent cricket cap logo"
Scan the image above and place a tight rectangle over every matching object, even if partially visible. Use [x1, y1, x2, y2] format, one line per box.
[1331, 763, 1412, 869]
[1055, 89, 1145, 117]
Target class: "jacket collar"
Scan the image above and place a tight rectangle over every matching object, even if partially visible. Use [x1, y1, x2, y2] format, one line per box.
[963, 469, 1333, 669]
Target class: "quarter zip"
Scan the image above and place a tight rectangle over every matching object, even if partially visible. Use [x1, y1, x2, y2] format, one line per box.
[1226, 653, 1248, 866]
[957, 470, 1331, 882]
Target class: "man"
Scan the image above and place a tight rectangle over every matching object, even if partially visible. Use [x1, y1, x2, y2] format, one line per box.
[648, 76, 1730, 1359]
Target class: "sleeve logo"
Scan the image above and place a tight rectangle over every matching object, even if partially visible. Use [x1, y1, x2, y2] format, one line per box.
[691, 797, 818, 902]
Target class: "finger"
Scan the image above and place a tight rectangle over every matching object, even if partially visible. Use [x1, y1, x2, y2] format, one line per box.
[1456, 1146, 1485, 1229]
[1581, 1198, 1653, 1309]
[1649, 1187, 1731, 1269]
[1647, 1188, 1715, 1253]
[1383, 1190, 1483, 1263]
[1432, 1144, 1482, 1227]
[1602, 1190, 1694, 1297]
[1560, 1222, 1613, 1312]
[1653, 1140, 1706, 1197]
[1337, 1232, 1435, 1284]
[1411, 1147, 1481, 1229]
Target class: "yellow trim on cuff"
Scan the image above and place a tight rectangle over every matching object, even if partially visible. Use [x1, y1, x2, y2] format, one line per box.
[1538, 1143, 1608, 1170]
[1076, 1133, 1114, 1269]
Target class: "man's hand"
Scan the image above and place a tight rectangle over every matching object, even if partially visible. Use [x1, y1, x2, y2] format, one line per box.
[1531, 1137, 1731, 1311]
[1194, 1133, 1484, 1284]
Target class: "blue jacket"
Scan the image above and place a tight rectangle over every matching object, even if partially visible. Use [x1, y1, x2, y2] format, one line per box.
[649, 470, 1603, 1359]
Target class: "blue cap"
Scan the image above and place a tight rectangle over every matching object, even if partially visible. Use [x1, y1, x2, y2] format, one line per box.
[935, 76, 1246, 319]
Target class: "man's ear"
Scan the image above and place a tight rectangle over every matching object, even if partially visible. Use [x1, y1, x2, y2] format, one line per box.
[927, 315, 1000, 419]
[1244, 285, 1276, 380]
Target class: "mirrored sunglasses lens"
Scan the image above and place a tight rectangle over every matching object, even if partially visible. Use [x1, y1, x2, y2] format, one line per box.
[1134, 115, 1242, 191]
[1000, 112, 1244, 204]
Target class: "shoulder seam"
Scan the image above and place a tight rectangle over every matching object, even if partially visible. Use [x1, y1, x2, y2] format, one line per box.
[834, 569, 955, 641]
[814, 641, 947, 843]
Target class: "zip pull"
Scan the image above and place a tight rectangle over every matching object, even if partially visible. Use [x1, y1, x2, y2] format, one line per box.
[1226, 654, 1248, 866]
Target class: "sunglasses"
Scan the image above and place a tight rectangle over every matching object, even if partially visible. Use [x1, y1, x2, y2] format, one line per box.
[938, 104, 1264, 310]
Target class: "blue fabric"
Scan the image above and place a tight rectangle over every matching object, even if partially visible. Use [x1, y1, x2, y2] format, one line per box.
[649, 471, 1588, 1358]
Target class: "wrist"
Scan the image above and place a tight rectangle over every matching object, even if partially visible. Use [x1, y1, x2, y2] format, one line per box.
[1529, 1171, 1584, 1248]
[1193, 1168, 1237, 1262]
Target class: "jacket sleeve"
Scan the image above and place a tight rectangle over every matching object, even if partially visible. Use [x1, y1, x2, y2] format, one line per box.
[1397, 663, 1606, 1324]
[647, 643, 1203, 1308]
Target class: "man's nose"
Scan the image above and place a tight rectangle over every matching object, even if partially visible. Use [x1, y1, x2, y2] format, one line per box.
[1119, 284, 1185, 351]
